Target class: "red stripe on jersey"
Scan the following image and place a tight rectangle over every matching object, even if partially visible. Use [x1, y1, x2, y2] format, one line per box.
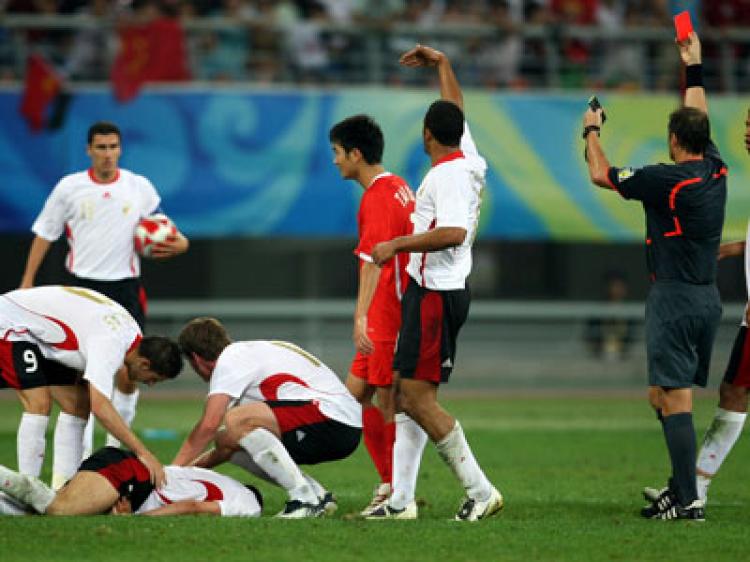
[272, 402, 327, 433]
[88, 167, 121, 184]
[713, 167, 728, 179]
[413, 291, 443, 383]
[43, 316, 79, 351]
[127, 334, 142, 355]
[0, 340, 21, 389]
[419, 219, 438, 286]
[138, 286, 148, 315]
[259, 373, 309, 401]
[432, 150, 464, 167]
[156, 479, 223, 505]
[664, 177, 702, 238]
[65, 223, 75, 272]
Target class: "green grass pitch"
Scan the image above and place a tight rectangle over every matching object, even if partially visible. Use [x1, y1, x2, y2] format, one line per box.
[0, 395, 749, 562]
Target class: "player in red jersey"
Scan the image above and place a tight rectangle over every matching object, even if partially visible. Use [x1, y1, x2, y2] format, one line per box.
[329, 114, 415, 514]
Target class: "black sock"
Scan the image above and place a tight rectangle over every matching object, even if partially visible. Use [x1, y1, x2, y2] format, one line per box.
[655, 408, 664, 425]
[662, 412, 698, 506]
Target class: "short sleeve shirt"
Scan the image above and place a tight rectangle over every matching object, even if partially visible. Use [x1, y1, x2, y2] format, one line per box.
[406, 122, 487, 290]
[607, 141, 727, 284]
[32, 168, 161, 281]
[354, 172, 414, 340]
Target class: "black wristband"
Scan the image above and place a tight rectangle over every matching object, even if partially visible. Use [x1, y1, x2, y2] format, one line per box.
[686, 64, 703, 88]
[582, 125, 600, 139]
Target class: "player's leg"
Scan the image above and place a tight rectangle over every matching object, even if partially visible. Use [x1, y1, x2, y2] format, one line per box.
[15, 388, 51, 477]
[45, 471, 119, 515]
[49, 382, 89, 490]
[0, 491, 32, 515]
[222, 403, 322, 516]
[0, 464, 56, 513]
[346, 361, 385, 485]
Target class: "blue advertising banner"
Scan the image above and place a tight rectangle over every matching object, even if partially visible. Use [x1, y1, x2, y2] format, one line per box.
[1, 87, 748, 241]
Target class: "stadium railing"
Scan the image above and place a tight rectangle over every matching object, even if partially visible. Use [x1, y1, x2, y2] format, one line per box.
[148, 300, 745, 392]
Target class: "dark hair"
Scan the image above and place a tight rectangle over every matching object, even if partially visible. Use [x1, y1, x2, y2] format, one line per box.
[139, 336, 183, 379]
[424, 100, 464, 147]
[178, 317, 232, 361]
[245, 484, 264, 510]
[87, 121, 121, 144]
[329, 114, 384, 165]
[668, 107, 710, 155]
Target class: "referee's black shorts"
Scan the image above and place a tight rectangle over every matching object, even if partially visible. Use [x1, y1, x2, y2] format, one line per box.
[394, 278, 470, 385]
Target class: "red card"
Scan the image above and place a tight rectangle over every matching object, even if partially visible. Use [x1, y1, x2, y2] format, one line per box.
[674, 11, 693, 42]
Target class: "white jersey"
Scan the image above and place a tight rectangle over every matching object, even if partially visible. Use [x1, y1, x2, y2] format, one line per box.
[406, 123, 486, 290]
[208, 341, 362, 428]
[0, 286, 141, 397]
[32, 168, 161, 281]
[136, 466, 261, 517]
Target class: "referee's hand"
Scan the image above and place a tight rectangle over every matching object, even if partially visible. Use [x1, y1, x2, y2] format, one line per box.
[745, 108, 750, 154]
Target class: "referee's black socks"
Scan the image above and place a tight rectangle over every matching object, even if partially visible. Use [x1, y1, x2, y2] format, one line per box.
[662, 412, 698, 506]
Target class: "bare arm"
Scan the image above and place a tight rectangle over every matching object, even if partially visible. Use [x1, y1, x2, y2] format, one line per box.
[370, 227, 466, 266]
[718, 241, 746, 260]
[353, 261, 381, 355]
[678, 32, 706, 113]
[172, 394, 232, 466]
[400, 45, 463, 110]
[88, 385, 165, 488]
[141, 500, 222, 516]
[583, 109, 614, 189]
[150, 230, 189, 260]
[20, 236, 52, 288]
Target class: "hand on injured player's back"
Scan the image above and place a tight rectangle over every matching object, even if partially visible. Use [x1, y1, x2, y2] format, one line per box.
[139, 450, 166, 488]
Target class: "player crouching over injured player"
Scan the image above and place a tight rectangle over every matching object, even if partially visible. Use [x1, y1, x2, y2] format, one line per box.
[175, 318, 362, 518]
[0, 447, 263, 517]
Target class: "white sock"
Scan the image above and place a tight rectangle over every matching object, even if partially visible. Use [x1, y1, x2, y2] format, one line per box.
[238, 428, 318, 504]
[105, 389, 140, 448]
[51, 412, 87, 490]
[229, 450, 275, 484]
[0, 491, 31, 515]
[436, 421, 493, 502]
[301, 472, 326, 500]
[17, 413, 49, 477]
[696, 408, 747, 501]
[0, 465, 55, 513]
[696, 474, 711, 503]
[389, 413, 428, 510]
[82, 413, 95, 460]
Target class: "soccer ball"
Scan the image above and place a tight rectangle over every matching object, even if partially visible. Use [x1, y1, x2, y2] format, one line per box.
[134, 214, 177, 257]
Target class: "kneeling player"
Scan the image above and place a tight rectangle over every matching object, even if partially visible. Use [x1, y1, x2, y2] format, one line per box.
[0, 447, 262, 517]
[174, 318, 362, 518]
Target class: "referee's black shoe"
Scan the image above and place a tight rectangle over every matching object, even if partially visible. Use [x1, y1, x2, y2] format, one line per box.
[640, 487, 677, 519]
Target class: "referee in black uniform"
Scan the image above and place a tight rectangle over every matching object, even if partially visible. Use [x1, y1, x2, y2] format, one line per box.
[583, 31, 726, 521]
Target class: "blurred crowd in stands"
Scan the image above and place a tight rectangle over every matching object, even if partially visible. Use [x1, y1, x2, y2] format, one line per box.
[2, 0, 750, 91]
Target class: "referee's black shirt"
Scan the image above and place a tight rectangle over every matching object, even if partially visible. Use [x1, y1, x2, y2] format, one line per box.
[607, 141, 727, 285]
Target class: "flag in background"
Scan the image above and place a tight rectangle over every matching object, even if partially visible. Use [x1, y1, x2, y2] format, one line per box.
[19, 54, 62, 131]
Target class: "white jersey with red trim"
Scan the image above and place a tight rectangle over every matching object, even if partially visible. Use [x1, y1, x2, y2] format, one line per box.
[136, 466, 261, 517]
[406, 123, 486, 290]
[32, 168, 161, 281]
[208, 341, 362, 428]
[0, 286, 141, 397]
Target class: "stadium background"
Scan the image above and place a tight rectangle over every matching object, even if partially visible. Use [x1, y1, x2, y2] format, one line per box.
[0, 0, 750, 392]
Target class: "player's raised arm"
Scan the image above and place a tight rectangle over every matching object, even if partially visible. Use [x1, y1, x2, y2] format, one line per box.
[582, 107, 613, 189]
[679, 32, 706, 114]
[400, 44, 463, 111]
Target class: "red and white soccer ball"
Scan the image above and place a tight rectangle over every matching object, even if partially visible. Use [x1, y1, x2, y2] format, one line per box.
[134, 214, 177, 257]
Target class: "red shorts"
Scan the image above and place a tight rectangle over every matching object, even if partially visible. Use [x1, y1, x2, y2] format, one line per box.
[266, 400, 361, 465]
[349, 340, 396, 387]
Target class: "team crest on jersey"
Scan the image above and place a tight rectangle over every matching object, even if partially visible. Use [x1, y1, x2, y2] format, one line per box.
[618, 168, 635, 182]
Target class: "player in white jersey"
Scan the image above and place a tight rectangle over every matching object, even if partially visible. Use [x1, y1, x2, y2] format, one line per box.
[0, 447, 262, 517]
[0, 285, 183, 488]
[19, 121, 189, 480]
[174, 317, 362, 518]
[370, 45, 503, 521]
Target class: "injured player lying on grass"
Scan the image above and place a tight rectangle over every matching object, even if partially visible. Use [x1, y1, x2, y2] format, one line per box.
[0, 446, 262, 517]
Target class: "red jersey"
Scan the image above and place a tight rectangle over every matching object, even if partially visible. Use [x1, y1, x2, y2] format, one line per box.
[354, 172, 415, 341]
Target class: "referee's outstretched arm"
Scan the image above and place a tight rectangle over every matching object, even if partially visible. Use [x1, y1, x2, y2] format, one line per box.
[678, 32, 706, 114]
